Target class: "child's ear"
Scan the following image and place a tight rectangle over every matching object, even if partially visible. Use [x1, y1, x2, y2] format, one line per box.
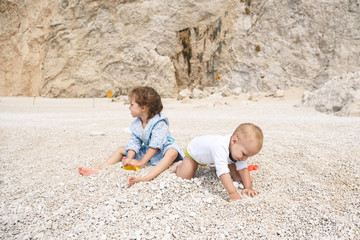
[231, 136, 238, 144]
[141, 105, 149, 112]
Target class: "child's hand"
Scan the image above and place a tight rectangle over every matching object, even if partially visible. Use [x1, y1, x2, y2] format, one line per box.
[229, 191, 241, 202]
[123, 157, 132, 166]
[242, 188, 260, 197]
[127, 159, 142, 167]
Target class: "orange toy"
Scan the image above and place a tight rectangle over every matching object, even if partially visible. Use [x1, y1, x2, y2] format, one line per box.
[248, 165, 258, 171]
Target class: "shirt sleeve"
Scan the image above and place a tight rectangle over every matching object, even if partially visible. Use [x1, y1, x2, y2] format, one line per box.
[148, 120, 169, 149]
[212, 146, 230, 178]
[126, 133, 142, 154]
[235, 160, 247, 170]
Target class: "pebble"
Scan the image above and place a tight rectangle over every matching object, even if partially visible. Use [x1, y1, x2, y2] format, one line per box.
[89, 131, 106, 136]
[189, 212, 196, 217]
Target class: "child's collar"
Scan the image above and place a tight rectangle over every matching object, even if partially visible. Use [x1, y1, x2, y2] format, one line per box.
[229, 153, 236, 163]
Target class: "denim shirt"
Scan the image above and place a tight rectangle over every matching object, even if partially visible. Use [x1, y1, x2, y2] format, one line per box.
[125, 114, 184, 165]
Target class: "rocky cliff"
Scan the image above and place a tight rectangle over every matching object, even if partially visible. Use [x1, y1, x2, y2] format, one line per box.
[1, 0, 359, 98]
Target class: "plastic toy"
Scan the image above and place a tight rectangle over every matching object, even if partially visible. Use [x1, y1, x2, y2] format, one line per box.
[122, 157, 140, 171]
[123, 165, 140, 171]
[248, 165, 258, 171]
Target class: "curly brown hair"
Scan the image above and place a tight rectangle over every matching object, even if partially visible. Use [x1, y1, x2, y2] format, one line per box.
[128, 86, 163, 119]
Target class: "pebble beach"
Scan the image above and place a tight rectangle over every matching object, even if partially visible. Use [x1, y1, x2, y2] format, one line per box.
[0, 95, 359, 239]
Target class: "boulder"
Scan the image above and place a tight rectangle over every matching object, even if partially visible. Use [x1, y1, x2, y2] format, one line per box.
[301, 72, 360, 116]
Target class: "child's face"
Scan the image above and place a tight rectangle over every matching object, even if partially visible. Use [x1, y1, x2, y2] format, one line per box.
[229, 135, 260, 161]
[129, 98, 147, 118]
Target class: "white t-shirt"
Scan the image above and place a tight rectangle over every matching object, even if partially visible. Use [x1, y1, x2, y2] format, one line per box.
[187, 134, 248, 177]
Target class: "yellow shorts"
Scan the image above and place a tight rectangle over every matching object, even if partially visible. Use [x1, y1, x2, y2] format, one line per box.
[184, 148, 207, 166]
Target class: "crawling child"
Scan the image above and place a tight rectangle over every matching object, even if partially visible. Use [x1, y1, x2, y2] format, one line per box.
[171, 123, 263, 202]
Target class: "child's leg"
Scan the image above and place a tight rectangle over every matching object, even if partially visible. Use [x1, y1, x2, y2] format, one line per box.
[128, 148, 178, 186]
[172, 156, 198, 180]
[78, 146, 126, 176]
[98, 146, 126, 169]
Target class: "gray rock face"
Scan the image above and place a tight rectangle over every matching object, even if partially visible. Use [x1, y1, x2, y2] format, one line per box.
[0, 0, 359, 98]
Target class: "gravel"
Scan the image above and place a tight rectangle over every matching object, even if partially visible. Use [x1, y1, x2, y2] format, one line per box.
[0, 96, 359, 239]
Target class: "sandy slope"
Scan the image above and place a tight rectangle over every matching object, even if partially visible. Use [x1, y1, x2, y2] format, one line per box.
[0, 96, 359, 239]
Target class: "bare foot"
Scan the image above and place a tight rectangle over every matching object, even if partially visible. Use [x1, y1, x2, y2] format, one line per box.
[78, 166, 99, 176]
[128, 176, 143, 186]
[169, 161, 183, 173]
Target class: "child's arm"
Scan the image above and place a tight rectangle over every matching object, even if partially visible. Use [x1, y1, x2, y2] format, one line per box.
[127, 150, 136, 159]
[123, 150, 136, 165]
[220, 173, 241, 202]
[228, 163, 242, 182]
[126, 147, 159, 167]
[238, 168, 260, 197]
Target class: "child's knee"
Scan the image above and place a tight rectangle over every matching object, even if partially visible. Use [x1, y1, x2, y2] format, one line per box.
[118, 146, 126, 154]
[165, 148, 179, 159]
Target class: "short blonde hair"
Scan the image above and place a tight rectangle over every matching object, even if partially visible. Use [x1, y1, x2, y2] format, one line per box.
[232, 123, 263, 151]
